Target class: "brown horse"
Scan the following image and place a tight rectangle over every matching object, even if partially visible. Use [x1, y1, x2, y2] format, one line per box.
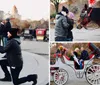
[77, 8, 100, 29]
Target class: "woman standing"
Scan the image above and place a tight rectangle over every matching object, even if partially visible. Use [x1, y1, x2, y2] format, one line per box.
[67, 12, 74, 41]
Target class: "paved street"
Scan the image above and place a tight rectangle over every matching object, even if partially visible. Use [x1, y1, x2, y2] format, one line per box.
[21, 38, 49, 55]
[50, 28, 100, 41]
[0, 40, 49, 85]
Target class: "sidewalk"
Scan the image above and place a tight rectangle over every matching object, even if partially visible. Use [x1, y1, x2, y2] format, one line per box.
[50, 28, 100, 41]
[0, 51, 49, 85]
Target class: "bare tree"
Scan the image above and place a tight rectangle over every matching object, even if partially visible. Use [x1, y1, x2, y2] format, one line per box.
[50, 0, 62, 13]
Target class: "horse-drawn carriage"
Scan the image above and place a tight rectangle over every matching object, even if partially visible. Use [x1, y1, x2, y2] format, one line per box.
[50, 43, 100, 85]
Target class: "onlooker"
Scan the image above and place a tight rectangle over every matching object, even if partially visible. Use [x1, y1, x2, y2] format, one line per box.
[3, 18, 11, 47]
[55, 6, 69, 41]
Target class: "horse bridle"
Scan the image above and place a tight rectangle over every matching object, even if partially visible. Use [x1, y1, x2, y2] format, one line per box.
[87, 8, 93, 17]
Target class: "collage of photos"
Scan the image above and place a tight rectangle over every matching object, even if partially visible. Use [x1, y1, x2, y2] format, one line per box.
[50, 0, 100, 85]
[0, 0, 100, 85]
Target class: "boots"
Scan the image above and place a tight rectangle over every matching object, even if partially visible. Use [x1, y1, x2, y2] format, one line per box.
[0, 74, 11, 81]
[27, 74, 37, 85]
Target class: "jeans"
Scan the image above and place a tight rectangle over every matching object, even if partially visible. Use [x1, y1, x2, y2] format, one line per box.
[0, 59, 28, 85]
[3, 37, 8, 47]
[79, 60, 83, 69]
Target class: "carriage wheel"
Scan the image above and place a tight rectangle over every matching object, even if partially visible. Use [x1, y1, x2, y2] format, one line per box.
[53, 68, 69, 85]
[85, 64, 100, 85]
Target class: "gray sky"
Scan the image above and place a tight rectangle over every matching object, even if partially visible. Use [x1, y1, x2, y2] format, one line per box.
[0, 0, 49, 20]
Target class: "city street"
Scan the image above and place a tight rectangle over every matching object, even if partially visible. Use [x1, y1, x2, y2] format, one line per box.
[0, 39, 49, 85]
[21, 38, 49, 56]
[50, 28, 100, 41]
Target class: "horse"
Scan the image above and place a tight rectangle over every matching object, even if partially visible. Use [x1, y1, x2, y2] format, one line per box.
[77, 7, 100, 29]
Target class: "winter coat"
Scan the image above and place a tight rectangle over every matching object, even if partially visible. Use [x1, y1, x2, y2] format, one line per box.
[0, 38, 23, 67]
[3, 21, 11, 37]
[80, 50, 89, 60]
[55, 13, 69, 37]
[67, 19, 74, 39]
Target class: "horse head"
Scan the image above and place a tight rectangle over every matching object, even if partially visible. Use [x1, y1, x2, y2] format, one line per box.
[77, 8, 92, 29]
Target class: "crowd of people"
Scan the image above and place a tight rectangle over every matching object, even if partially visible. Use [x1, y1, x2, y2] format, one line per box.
[0, 18, 38, 85]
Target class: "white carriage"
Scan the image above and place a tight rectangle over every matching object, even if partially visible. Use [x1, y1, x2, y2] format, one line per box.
[50, 54, 100, 85]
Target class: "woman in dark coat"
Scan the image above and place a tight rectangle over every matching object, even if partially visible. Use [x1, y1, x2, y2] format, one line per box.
[0, 28, 37, 85]
[67, 19, 74, 41]
[67, 12, 74, 41]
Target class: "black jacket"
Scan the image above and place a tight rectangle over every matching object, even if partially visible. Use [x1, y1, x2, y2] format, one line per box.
[3, 21, 11, 37]
[67, 19, 74, 39]
[0, 23, 5, 36]
[0, 38, 23, 67]
[80, 50, 89, 60]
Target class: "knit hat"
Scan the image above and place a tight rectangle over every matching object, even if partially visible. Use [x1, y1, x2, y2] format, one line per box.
[62, 6, 69, 14]
[6, 18, 10, 21]
[68, 12, 75, 19]
[9, 28, 19, 38]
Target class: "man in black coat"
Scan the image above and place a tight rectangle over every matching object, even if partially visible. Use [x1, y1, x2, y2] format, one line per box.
[0, 28, 37, 85]
[3, 18, 11, 47]
[80, 47, 89, 60]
